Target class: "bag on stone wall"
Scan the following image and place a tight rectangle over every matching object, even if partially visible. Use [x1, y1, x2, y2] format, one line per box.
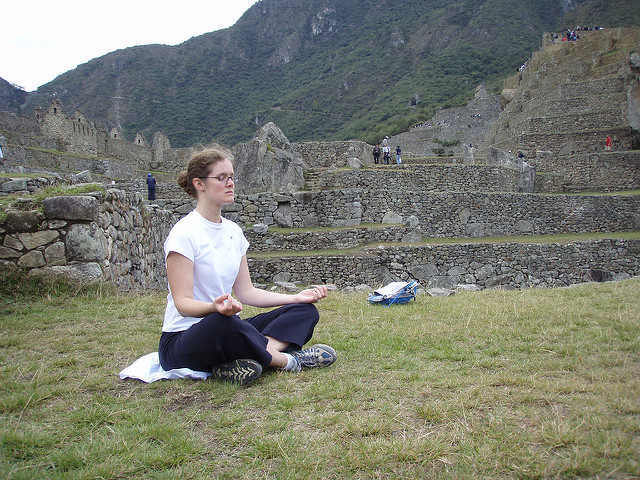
[368, 280, 418, 306]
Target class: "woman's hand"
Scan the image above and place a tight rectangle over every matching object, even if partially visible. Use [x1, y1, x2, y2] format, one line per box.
[214, 293, 243, 316]
[294, 285, 328, 304]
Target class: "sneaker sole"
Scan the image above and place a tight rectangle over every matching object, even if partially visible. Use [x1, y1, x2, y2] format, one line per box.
[211, 359, 262, 386]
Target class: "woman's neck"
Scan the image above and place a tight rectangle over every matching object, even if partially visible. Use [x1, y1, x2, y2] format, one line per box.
[195, 202, 222, 223]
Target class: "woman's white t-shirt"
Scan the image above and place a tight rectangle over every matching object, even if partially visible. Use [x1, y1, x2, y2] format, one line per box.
[162, 210, 249, 332]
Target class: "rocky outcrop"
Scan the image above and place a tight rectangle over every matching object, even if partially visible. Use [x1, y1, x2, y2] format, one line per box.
[232, 122, 306, 195]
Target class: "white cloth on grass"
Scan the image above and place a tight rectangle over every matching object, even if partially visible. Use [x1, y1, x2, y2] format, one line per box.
[119, 352, 211, 383]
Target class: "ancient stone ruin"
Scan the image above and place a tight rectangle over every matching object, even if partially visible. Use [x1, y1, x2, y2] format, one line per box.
[1, 28, 639, 292]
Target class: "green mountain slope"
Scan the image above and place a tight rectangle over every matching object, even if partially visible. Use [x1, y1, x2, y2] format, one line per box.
[19, 0, 639, 148]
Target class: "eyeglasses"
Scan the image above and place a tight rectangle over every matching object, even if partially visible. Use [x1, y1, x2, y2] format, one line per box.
[200, 174, 236, 183]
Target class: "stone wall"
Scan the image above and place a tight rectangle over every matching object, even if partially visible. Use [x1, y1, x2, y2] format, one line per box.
[7, 147, 140, 179]
[531, 151, 640, 192]
[225, 190, 640, 236]
[103, 137, 153, 168]
[311, 164, 521, 192]
[111, 171, 640, 239]
[0, 191, 176, 291]
[97, 190, 176, 290]
[243, 226, 413, 252]
[0, 174, 62, 195]
[144, 158, 638, 210]
[292, 140, 373, 167]
[519, 128, 638, 157]
[248, 239, 640, 290]
[1, 190, 638, 292]
[526, 93, 627, 119]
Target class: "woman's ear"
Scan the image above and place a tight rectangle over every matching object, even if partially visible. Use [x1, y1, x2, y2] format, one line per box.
[192, 177, 205, 192]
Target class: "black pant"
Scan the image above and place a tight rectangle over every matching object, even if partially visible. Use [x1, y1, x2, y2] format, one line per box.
[159, 303, 319, 371]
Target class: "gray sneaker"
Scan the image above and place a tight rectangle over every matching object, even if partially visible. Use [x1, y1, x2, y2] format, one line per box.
[290, 344, 337, 369]
[211, 358, 262, 385]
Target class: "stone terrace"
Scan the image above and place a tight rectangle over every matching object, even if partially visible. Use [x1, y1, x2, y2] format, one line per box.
[483, 27, 640, 192]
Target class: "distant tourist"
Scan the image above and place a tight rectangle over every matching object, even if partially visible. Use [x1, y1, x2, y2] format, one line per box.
[606, 136, 612, 151]
[566, 29, 579, 41]
[147, 173, 157, 201]
[382, 144, 391, 165]
[157, 148, 336, 385]
[372, 144, 380, 164]
[396, 145, 402, 164]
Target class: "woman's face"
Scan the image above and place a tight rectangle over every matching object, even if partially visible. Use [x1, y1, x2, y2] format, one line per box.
[197, 158, 235, 206]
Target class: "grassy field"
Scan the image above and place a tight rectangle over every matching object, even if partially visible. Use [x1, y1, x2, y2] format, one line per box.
[1, 272, 639, 479]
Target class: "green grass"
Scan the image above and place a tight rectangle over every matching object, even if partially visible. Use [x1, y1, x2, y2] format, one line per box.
[1, 271, 639, 479]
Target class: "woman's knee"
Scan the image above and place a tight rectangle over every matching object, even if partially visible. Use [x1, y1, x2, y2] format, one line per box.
[291, 303, 320, 327]
[303, 303, 320, 322]
[284, 302, 319, 320]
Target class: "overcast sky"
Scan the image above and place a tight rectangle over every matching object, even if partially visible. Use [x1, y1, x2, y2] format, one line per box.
[1, 0, 258, 92]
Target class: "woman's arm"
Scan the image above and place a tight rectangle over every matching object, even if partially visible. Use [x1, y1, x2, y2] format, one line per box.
[166, 252, 242, 317]
[233, 256, 327, 307]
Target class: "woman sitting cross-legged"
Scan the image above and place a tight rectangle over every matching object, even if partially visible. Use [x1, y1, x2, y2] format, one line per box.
[158, 148, 336, 385]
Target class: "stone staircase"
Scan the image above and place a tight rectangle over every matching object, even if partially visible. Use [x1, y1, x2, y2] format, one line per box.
[303, 167, 327, 191]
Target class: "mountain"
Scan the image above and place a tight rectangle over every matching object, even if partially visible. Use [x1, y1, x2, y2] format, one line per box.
[10, 0, 640, 148]
[0, 77, 29, 114]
